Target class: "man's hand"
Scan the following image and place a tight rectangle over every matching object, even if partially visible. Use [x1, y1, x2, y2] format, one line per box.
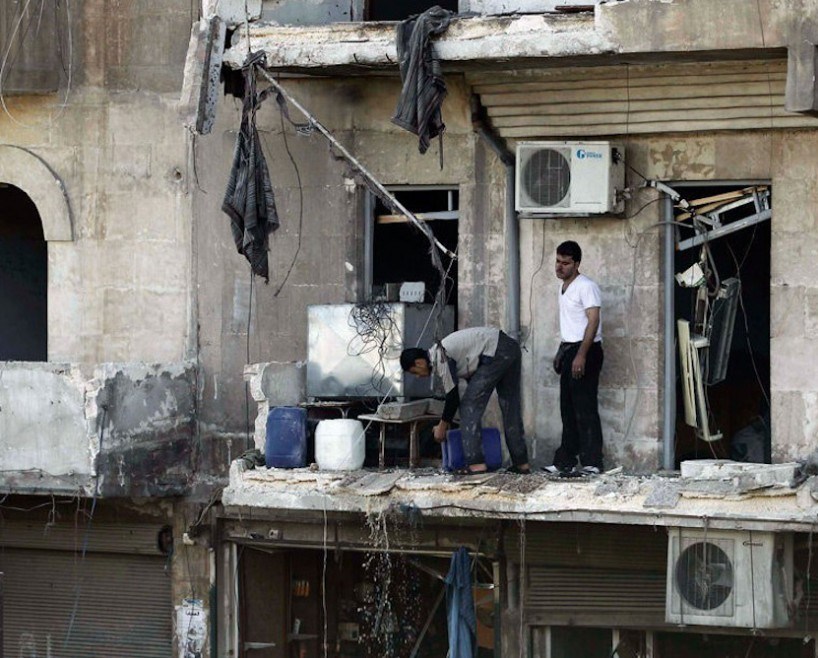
[433, 420, 450, 443]
[571, 352, 586, 379]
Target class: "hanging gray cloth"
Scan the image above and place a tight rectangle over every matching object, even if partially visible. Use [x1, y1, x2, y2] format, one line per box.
[222, 51, 279, 282]
[391, 6, 454, 158]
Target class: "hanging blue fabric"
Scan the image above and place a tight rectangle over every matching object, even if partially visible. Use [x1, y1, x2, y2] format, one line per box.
[445, 546, 476, 658]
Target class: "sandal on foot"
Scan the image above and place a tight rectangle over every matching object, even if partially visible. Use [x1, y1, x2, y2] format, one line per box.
[506, 465, 531, 475]
[450, 466, 488, 476]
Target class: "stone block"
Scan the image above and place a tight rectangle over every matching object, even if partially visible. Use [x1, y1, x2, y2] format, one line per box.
[770, 284, 805, 339]
[680, 459, 796, 487]
[786, 40, 818, 114]
[602, 284, 660, 340]
[81, 240, 137, 291]
[103, 191, 182, 242]
[103, 287, 141, 336]
[770, 336, 818, 392]
[770, 390, 815, 462]
[769, 176, 818, 232]
[770, 231, 818, 288]
[598, 336, 658, 389]
[714, 133, 775, 180]
[805, 288, 818, 339]
[49, 103, 109, 148]
[776, 132, 818, 182]
[603, 437, 660, 474]
[135, 242, 189, 292]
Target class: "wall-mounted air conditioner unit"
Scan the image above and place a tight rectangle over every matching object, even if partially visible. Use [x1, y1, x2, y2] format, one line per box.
[666, 528, 793, 628]
[515, 141, 625, 215]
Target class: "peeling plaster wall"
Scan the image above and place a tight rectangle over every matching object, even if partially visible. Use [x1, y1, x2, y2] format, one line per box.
[93, 363, 197, 497]
[0, 363, 91, 481]
[0, 361, 196, 496]
[0, 0, 196, 364]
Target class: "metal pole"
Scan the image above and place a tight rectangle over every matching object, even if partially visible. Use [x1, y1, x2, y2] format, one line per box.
[505, 165, 520, 340]
[255, 68, 455, 260]
[663, 194, 677, 471]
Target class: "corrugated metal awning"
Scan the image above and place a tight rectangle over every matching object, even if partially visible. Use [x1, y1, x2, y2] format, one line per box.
[469, 59, 818, 139]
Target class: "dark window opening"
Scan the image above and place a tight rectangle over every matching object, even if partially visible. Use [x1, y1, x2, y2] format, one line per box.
[0, 184, 47, 361]
[371, 188, 458, 312]
[673, 184, 770, 466]
[366, 0, 458, 21]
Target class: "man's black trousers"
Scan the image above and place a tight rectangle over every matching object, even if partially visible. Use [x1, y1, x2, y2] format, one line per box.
[459, 332, 529, 468]
[554, 342, 604, 470]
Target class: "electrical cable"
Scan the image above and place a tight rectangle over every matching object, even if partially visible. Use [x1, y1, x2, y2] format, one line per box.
[245, 265, 254, 450]
[322, 497, 329, 658]
[0, 0, 37, 127]
[725, 243, 771, 412]
[270, 77, 305, 298]
[521, 220, 547, 351]
[62, 404, 106, 649]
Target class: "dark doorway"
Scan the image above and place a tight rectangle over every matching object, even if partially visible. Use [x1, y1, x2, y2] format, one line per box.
[367, 0, 458, 21]
[0, 184, 47, 361]
[673, 184, 770, 465]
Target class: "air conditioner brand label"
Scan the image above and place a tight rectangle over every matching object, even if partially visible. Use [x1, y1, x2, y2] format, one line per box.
[576, 149, 603, 159]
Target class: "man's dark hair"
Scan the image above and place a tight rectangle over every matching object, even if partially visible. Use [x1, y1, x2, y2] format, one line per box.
[400, 347, 429, 372]
[556, 240, 582, 263]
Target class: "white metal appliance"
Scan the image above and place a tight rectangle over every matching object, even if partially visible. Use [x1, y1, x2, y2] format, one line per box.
[515, 141, 625, 215]
[666, 528, 793, 628]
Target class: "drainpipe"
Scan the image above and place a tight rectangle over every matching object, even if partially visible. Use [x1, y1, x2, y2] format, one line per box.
[470, 96, 519, 339]
[662, 193, 676, 471]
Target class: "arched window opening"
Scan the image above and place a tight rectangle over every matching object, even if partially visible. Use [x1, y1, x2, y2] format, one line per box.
[0, 184, 47, 361]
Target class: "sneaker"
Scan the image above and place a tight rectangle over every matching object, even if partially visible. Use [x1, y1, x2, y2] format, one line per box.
[579, 465, 601, 476]
[543, 464, 571, 475]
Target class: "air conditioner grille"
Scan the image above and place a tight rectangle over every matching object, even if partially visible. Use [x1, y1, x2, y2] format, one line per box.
[675, 541, 734, 610]
[521, 148, 570, 207]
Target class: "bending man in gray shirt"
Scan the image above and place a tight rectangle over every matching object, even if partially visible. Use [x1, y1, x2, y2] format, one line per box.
[400, 327, 530, 474]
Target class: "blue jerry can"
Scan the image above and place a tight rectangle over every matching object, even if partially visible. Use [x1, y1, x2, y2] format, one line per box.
[265, 406, 307, 469]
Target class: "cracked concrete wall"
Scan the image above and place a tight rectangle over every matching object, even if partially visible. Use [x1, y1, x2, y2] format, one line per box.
[0, 361, 195, 496]
[92, 363, 197, 497]
[0, 0, 197, 365]
[193, 75, 482, 444]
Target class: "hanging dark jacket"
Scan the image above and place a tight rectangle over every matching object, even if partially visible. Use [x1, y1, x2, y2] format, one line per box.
[391, 6, 454, 155]
[222, 51, 279, 282]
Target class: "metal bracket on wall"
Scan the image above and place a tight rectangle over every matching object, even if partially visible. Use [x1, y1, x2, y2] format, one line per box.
[676, 186, 771, 252]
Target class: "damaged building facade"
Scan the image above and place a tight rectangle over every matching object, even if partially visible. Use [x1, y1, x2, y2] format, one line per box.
[3, 0, 818, 657]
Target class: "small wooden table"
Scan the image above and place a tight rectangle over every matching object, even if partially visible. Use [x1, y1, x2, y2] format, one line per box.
[357, 413, 439, 470]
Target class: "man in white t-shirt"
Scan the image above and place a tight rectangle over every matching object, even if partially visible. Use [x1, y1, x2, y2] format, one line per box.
[545, 240, 604, 476]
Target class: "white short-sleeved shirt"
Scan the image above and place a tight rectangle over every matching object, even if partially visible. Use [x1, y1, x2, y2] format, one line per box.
[558, 273, 602, 343]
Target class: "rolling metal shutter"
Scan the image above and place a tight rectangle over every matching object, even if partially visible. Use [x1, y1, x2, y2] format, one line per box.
[509, 523, 667, 625]
[0, 521, 172, 658]
[469, 59, 818, 139]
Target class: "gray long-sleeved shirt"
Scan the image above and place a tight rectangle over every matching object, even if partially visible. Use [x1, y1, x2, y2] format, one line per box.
[428, 327, 500, 421]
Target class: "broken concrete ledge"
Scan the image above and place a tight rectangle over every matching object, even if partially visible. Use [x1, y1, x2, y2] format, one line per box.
[223, 459, 818, 532]
[222, 0, 810, 71]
